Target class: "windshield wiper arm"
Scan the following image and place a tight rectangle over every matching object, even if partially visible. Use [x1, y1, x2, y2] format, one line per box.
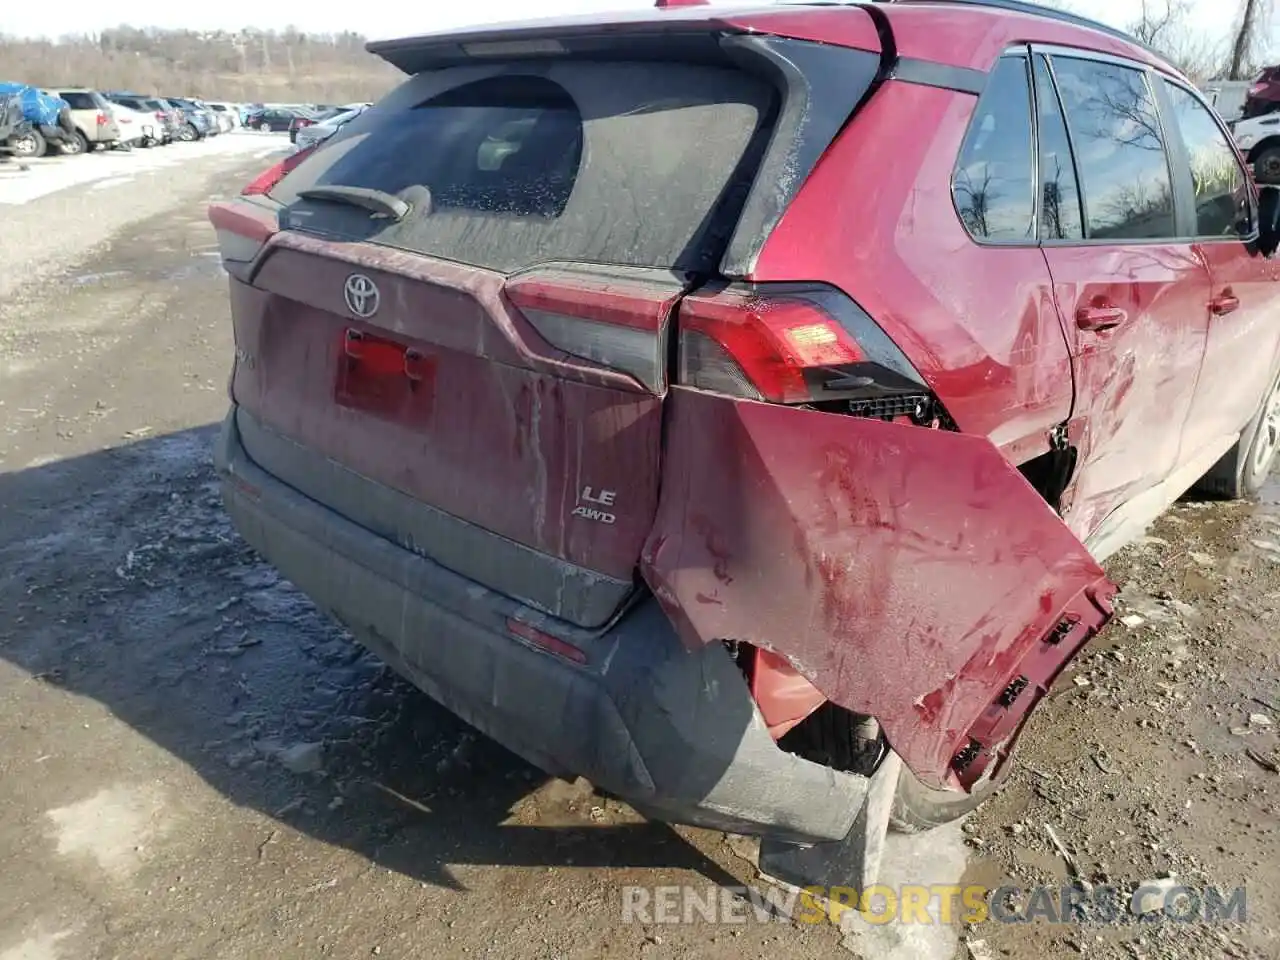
[297, 185, 409, 221]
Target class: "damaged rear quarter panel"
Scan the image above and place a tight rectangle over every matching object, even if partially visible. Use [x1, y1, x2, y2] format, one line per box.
[641, 387, 1115, 789]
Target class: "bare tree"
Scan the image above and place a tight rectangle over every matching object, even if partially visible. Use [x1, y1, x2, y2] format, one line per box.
[1129, 0, 1190, 47]
[1229, 0, 1275, 79]
[1123, 0, 1225, 82]
[0, 28, 399, 101]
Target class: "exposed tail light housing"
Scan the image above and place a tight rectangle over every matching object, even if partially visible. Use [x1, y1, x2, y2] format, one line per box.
[504, 267, 683, 394]
[241, 143, 318, 197]
[208, 199, 280, 280]
[676, 282, 951, 424]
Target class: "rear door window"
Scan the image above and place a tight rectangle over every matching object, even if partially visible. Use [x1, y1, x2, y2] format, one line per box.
[275, 64, 775, 274]
[1160, 81, 1252, 238]
[952, 55, 1036, 242]
[59, 92, 96, 110]
[1050, 56, 1176, 241]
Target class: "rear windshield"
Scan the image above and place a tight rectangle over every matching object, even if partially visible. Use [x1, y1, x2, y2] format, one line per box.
[274, 63, 775, 274]
[59, 92, 97, 110]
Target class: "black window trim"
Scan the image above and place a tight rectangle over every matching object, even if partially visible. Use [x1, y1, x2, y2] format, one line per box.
[1030, 51, 1086, 243]
[1153, 74, 1259, 245]
[1031, 43, 1183, 248]
[949, 47, 1040, 248]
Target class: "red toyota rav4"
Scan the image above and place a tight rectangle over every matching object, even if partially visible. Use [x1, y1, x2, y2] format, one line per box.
[210, 0, 1280, 884]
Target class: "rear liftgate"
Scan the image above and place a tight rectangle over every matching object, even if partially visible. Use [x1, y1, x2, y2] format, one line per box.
[644, 288, 1116, 886]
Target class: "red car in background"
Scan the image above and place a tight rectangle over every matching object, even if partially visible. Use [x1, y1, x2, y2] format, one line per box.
[209, 0, 1280, 887]
[1243, 65, 1280, 119]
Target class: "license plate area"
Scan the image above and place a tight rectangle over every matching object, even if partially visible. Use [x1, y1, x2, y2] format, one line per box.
[335, 327, 436, 421]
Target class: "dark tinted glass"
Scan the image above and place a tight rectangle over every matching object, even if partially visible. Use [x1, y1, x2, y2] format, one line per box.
[59, 92, 96, 110]
[275, 62, 777, 273]
[1033, 56, 1085, 241]
[319, 77, 583, 219]
[1052, 57, 1175, 240]
[953, 56, 1036, 242]
[1162, 82, 1251, 238]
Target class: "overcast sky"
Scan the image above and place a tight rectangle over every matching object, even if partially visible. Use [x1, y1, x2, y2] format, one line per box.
[0, 0, 1272, 53]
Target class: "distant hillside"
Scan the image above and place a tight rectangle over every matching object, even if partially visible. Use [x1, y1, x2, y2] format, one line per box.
[0, 27, 401, 102]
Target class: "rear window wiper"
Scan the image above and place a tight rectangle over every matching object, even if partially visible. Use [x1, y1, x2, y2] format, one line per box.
[297, 185, 410, 221]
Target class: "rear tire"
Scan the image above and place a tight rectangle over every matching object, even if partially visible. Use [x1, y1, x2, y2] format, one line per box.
[257, 121, 271, 132]
[10, 128, 45, 158]
[1194, 366, 1280, 500]
[1255, 145, 1280, 185]
[59, 130, 87, 155]
[179, 123, 196, 142]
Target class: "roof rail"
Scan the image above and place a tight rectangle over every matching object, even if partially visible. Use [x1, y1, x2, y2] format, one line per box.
[873, 0, 1164, 60]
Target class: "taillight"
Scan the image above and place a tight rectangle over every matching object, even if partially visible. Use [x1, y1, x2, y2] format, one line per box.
[504, 267, 682, 393]
[155, 111, 166, 121]
[677, 283, 947, 422]
[241, 144, 318, 197]
[96, 111, 108, 126]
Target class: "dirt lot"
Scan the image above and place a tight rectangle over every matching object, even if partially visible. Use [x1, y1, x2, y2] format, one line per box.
[1, 147, 1278, 960]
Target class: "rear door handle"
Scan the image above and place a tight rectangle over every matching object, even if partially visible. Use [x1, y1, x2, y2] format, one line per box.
[1075, 305, 1127, 332]
[1210, 293, 1241, 316]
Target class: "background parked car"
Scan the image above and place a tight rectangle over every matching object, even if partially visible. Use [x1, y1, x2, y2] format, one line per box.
[287, 106, 348, 143]
[0, 91, 22, 153]
[207, 102, 239, 131]
[45, 87, 121, 154]
[292, 104, 368, 152]
[0, 83, 80, 157]
[164, 97, 213, 141]
[107, 93, 179, 144]
[190, 99, 223, 135]
[108, 102, 160, 148]
[245, 107, 299, 133]
[1242, 65, 1280, 119]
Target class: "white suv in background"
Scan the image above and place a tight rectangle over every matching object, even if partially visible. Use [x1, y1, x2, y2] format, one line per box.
[207, 103, 238, 133]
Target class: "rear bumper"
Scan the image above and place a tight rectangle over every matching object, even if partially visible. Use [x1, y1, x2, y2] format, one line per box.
[215, 407, 871, 842]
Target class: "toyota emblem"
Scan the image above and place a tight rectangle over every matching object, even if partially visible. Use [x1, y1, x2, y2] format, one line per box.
[344, 274, 380, 318]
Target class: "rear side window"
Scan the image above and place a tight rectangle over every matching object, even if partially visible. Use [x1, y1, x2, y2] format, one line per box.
[1032, 55, 1084, 241]
[59, 92, 96, 110]
[276, 64, 774, 274]
[952, 56, 1036, 242]
[1161, 82, 1251, 238]
[1051, 57, 1175, 241]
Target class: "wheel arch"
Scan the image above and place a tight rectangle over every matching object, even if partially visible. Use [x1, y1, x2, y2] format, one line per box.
[1247, 135, 1280, 163]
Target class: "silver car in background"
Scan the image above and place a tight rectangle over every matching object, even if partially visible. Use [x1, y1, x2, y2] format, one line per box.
[292, 104, 369, 152]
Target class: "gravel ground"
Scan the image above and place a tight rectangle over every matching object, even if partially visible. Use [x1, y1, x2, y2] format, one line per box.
[0, 147, 1277, 960]
[0, 134, 281, 299]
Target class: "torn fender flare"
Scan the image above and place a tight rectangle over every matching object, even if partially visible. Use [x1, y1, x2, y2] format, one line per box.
[641, 387, 1117, 791]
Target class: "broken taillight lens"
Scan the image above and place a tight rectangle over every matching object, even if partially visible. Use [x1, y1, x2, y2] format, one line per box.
[241, 143, 318, 197]
[676, 283, 937, 412]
